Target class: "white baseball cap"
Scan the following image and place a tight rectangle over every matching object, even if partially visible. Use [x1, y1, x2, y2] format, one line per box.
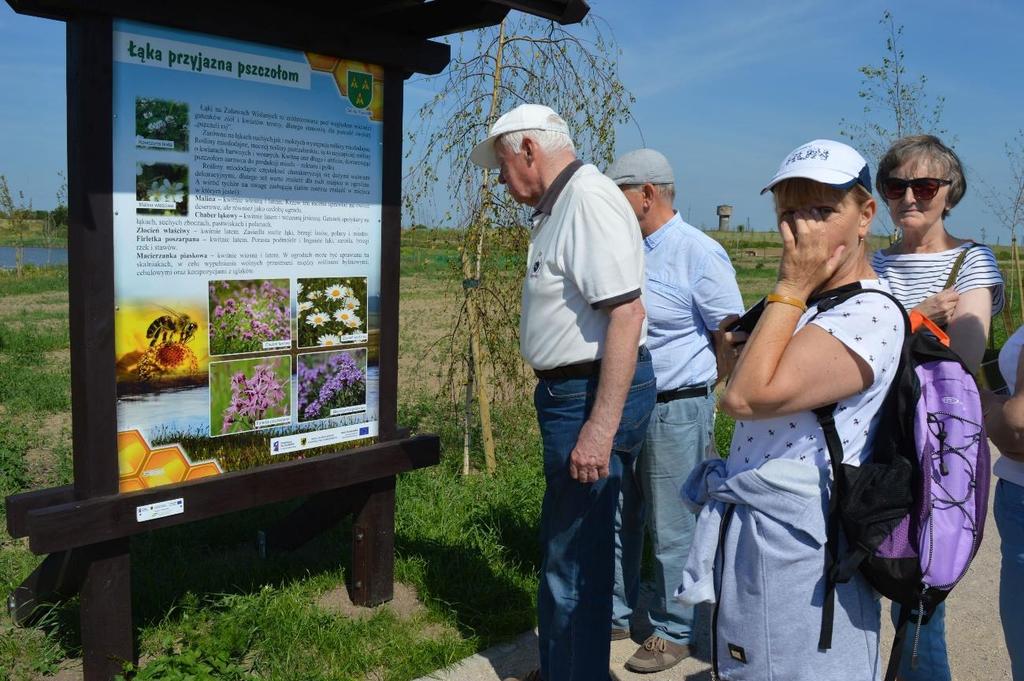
[761, 139, 872, 194]
[470, 104, 571, 169]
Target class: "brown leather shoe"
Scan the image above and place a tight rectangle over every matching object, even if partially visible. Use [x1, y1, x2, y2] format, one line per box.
[610, 626, 630, 641]
[502, 670, 542, 681]
[624, 635, 691, 673]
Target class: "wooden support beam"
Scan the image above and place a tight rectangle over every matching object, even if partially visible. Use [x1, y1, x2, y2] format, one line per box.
[80, 539, 134, 681]
[6, 485, 74, 538]
[7, 0, 452, 74]
[24, 435, 440, 555]
[493, 0, 589, 23]
[350, 476, 396, 606]
[261, 487, 366, 554]
[7, 549, 88, 626]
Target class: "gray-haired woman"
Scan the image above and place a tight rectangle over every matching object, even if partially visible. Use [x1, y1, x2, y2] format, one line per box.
[871, 134, 1004, 681]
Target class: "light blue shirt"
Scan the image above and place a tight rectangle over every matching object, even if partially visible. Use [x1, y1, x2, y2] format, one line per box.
[643, 213, 743, 391]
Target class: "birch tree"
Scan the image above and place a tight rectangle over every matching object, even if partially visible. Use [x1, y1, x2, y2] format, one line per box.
[839, 10, 949, 236]
[0, 175, 32, 276]
[983, 131, 1024, 320]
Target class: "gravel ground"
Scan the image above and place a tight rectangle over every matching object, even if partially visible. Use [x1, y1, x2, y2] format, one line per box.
[417, 467, 1011, 681]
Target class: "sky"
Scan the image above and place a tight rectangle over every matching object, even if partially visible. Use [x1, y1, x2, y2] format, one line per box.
[2, 0, 1023, 243]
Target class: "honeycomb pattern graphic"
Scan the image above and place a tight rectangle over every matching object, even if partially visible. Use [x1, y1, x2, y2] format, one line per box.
[118, 429, 223, 493]
[305, 53, 384, 122]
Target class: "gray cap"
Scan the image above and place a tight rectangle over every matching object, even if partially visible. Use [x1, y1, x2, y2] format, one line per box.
[605, 148, 675, 186]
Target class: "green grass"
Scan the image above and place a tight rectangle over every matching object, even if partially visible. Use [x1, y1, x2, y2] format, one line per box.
[0, 272, 77, 679]
[2, 248, 1022, 679]
[0, 268, 544, 679]
[0, 265, 68, 296]
[0, 218, 67, 249]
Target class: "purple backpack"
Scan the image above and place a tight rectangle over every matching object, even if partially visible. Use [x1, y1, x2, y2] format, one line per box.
[811, 286, 989, 681]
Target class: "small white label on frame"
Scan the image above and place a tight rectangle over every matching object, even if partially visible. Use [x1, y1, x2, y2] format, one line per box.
[136, 498, 184, 522]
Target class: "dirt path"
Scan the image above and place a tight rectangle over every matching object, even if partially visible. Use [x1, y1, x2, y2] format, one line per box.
[418, 466, 1011, 681]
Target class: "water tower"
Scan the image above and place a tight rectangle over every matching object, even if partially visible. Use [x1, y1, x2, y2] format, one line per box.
[717, 204, 732, 231]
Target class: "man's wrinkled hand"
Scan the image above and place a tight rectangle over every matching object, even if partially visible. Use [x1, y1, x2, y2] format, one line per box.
[569, 420, 613, 483]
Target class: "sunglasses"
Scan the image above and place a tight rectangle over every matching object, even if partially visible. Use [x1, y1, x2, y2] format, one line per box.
[880, 177, 951, 201]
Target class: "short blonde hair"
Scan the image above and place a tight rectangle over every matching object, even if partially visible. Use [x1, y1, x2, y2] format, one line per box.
[772, 178, 873, 215]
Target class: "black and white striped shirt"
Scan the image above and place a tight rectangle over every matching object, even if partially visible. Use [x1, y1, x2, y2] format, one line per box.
[871, 242, 1005, 314]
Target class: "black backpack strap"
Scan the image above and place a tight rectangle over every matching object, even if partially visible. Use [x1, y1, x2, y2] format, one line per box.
[807, 284, 908, 650]
[885, 604, 913, 681]
[808, 284, 911, 650]
[809, 283, 910, 330]
[813, 402, 843, 650]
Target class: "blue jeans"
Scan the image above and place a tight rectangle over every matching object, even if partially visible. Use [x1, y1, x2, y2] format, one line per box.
[890, 601, 950, 681]
[534, 348, 655, 681]
[997, 478, 1024, 680]
[613, 387, 714, 645]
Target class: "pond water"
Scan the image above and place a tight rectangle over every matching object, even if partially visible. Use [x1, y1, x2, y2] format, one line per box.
[0, 246, 68, 269]
[117, 366, 380, 437]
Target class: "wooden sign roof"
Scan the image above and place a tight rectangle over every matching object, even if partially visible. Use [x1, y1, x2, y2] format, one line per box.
[6, 0, 591, 73]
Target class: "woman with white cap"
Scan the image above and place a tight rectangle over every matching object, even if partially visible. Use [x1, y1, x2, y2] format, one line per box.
[676, 140, 901, 680]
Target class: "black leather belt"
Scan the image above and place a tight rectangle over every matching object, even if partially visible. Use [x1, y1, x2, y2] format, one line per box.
[534, 346, 649, 380]
[656, 384, 710, 403]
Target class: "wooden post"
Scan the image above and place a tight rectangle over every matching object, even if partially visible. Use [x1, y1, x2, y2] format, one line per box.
[80, 539, 134, 676]
[66, 16, 135, 679]
[350, 476, 396, 606]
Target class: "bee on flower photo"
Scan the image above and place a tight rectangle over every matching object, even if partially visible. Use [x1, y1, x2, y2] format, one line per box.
[296, 276, 368, 348]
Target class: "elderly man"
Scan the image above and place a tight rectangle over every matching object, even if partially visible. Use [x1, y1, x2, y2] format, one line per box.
[605, 149, 743, 673]
[471, 104, 656, 681]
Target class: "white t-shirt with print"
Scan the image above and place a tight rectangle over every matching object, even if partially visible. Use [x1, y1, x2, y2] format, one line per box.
[727, 280, 904, 476]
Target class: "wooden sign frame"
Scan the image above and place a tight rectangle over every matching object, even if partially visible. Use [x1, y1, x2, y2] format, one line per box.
[5, 9, 439, 681]
[3, 2, 590, 678]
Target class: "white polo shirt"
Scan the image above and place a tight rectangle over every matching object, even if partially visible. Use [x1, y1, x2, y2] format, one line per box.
[520, 162, 646, 370]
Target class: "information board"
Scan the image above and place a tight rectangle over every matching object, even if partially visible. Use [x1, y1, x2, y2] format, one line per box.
[111, 21, 383, 492]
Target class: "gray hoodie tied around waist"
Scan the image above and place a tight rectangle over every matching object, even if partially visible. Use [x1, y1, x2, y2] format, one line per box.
[675, 458, 881, 681]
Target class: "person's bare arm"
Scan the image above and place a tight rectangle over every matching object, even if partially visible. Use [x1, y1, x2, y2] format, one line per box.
[946, 287, 994, 373]
[720, 208, 873, 419]
[569, 297, 646, 483]
[982, 349, 1024, 461]
[721, 311, 873, 418]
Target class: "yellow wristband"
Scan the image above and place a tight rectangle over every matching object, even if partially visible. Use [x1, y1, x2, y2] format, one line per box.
[765, 293, 807, 312]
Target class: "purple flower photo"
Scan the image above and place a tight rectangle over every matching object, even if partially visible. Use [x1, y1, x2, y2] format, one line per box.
[208, 279, 291, 356]
[209, 355, 292, 436]
[297, 349, 367, 423]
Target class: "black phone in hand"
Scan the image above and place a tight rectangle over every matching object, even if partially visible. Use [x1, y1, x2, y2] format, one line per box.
[724, 298, 766, 334]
